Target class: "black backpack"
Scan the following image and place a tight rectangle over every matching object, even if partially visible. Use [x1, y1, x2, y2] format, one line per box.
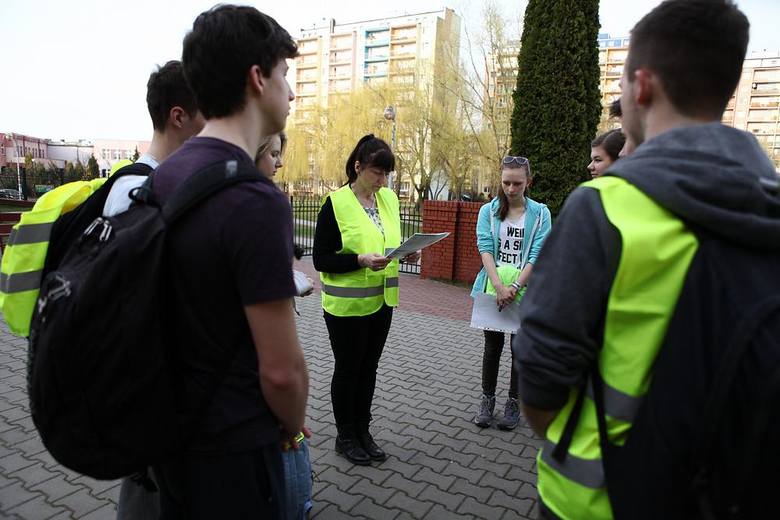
[27, 160, 262, 480]
[589, 230, 780, 519]
[43, 161, 153, 276]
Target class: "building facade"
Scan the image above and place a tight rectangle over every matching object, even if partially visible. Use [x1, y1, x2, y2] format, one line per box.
[92, 139, 150, 174]
[1, 133, 49, 171]
[46, 139, 95, 168]
[291, 9, 461, 119]
[722, 51, 780, 169]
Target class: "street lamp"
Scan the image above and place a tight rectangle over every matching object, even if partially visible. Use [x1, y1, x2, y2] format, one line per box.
[383, 105, 397, 189]
[383, 105, 397, 150]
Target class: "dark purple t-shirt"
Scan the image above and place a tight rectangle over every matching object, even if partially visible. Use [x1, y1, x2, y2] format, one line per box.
[153, 137, 295, 451]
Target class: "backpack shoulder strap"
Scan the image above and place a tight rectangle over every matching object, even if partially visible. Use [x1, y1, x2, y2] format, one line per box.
[161, 160, 263, 223]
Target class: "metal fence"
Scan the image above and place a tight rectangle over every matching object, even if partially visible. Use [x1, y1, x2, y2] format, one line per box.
[291, 195, 422, 275]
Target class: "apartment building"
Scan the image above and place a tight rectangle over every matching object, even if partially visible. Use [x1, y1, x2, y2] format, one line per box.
[291, 8, 461, 119]
[722, 51, 780, 168]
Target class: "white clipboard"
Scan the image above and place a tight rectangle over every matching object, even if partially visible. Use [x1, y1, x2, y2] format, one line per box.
[470, 292, 522, 334]
[385, 232, 449, 259]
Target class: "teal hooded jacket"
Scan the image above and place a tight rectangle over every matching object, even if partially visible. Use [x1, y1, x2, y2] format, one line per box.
[470, 196, 552, 297]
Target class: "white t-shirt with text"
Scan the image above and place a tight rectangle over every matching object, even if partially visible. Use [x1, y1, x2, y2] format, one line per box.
[495, 214, 525, 267]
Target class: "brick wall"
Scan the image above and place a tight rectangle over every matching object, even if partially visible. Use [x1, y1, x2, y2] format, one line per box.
[421, 200, 484, 284]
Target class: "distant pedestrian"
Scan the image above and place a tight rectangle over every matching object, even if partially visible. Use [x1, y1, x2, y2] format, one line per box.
[587, 129, 625, 178]
[471, 156, 551, 430]
[313, 134, 419, 465]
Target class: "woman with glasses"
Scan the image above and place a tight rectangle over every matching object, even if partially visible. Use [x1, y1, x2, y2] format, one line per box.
[471, 155, 551, 430]
[313, 134, 419, 465]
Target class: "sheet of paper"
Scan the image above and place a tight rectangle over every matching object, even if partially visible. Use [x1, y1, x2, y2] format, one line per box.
[470, 292, 522, 334]
[385, 232, 450, 259]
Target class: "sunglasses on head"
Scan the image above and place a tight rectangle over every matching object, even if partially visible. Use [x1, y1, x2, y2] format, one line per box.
[502, 156, 529, 167]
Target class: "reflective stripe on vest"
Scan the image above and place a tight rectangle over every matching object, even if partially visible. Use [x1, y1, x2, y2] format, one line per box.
[320, 186, 401, 317]
[8, 222, 55, 246]
[0, 179, 106, 336]
[537, 176, 698, 520]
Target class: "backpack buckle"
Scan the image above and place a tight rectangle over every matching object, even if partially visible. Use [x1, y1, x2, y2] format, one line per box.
[83, 218, 113, 242]
[37, 274, 72, 316]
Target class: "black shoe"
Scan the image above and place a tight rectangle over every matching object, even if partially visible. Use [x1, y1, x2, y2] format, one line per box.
[358, 433, 387, 462]
[473, 394, 496, 428]
[335, 436, 371, 465]
[497, 397, 520, 431]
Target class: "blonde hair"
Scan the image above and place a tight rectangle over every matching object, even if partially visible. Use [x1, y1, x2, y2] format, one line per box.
[255, 131, 287, 163]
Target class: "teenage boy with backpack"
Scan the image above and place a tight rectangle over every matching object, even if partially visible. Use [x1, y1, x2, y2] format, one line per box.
[148, 6, 307, 518]
[107, 60, 203, 520]
[103, 60, 204, 218]
[514, 1, 780, 518]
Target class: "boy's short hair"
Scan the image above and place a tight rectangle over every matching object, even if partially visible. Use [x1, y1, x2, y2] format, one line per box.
[182, 5, 298, 120]
[626, 0, 749, 119]
[146, 61, 198, 131]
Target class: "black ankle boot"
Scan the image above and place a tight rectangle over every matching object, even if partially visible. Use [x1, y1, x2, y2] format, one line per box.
[335, 435, 371, 465]
[358, 432, 387, 462]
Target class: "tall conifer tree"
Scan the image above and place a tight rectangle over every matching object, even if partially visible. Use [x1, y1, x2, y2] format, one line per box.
[511, 0, 601, 215]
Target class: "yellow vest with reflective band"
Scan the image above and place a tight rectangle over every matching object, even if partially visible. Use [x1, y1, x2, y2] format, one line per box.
[0, 179, 106, 336]
[537, 176, 698, 520]
[320, 186, 401, 317]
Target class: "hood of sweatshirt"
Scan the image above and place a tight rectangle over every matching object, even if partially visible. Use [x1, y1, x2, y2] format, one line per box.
[608, 122, 780, 250]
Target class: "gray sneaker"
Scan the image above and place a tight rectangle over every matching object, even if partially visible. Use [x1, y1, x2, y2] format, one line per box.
[497, 398, 520, 430]
[473, 394, 496, 428]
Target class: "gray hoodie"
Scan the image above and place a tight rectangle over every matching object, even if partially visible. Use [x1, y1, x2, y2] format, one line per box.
[514, 123, 780, 410]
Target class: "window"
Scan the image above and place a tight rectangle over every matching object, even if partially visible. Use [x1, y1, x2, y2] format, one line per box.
[747, 122, 776, 135]
[366, 46, 389, 59]
[748, 109, 779, 122]
[366, 30, 389, 44]
[365, 62, 388, 76]
[754, 69, 780, 83]
[752, 82, 780, 94]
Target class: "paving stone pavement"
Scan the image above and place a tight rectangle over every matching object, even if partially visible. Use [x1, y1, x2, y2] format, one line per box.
[0, 261, 541, 519]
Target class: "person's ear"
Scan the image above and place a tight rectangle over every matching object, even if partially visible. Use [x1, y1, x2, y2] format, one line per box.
[169, 106, 185, 129]
[354, 160, 361, 174]
[248, 65, 265, 97]
[633, 68, 654, 108]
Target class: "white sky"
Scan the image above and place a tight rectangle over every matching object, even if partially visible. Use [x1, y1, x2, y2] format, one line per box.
[1, 0, 777, 141]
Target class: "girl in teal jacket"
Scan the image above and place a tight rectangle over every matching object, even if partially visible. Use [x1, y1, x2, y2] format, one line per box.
[471, 156, 552, 430]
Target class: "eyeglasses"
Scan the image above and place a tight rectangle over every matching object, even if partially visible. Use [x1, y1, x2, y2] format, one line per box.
[502, 156, 529, 167]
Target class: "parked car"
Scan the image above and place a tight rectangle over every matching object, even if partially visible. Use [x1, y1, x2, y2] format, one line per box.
[0, 189, 22, 200]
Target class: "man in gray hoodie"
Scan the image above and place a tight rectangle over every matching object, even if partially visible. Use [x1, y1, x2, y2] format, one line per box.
[514, 1, 780, 518]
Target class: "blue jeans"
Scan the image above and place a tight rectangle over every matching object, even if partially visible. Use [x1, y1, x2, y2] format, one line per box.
[282, 440, 313, 520]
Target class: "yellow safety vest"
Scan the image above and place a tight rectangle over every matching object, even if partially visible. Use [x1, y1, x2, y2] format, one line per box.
[320, 186, 401, 317]
[0, 179, 106, 336]
[537, 176, 698, 519]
